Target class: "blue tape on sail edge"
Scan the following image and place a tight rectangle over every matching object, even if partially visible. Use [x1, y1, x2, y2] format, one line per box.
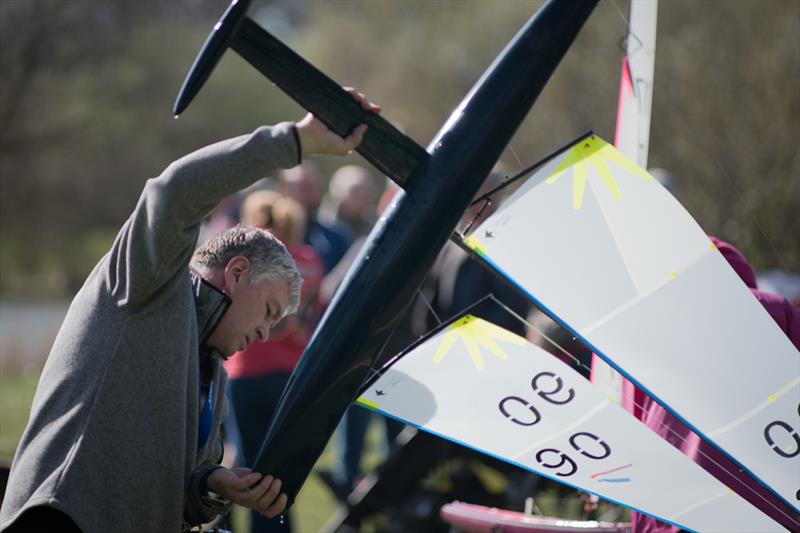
[473, 249, 798, 517]
[358, 402, 696, 533]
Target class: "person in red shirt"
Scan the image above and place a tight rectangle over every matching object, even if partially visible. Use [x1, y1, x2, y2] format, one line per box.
[224, 191, 325, 533]
[627, 237, 799, 532]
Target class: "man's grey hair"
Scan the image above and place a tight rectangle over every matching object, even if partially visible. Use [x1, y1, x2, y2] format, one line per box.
[191, 224, 302, 316]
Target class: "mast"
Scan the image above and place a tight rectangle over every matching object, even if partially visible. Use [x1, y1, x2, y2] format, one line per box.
[591, 0, 658, 407]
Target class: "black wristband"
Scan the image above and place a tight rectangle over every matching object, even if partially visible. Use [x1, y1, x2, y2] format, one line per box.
[291, 124, 302, 164]
[199, 465, 231, 508]
[199, 465, 224, 494]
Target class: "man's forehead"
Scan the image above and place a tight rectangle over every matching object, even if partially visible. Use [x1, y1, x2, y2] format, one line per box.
[258, 276, 290, 304]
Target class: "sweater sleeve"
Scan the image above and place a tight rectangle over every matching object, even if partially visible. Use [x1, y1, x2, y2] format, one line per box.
[183, 463, 231, 527]
[105, 123, 300, 309]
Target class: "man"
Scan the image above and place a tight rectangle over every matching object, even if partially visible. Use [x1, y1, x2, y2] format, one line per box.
[279, 163, 352, 273]
[0, 90, 379, 533]
[224, 192, 325, 533]
[324, 164, 378, 238]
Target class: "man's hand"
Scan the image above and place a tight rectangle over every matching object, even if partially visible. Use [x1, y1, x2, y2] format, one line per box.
[295, 87, 381, 157]
[207, 467, 288, 518]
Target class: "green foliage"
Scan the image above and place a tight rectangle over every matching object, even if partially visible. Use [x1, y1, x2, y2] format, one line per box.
[0, 228, 118, 297]
[0, 0, 797, 286]
[305, 0, 800, 272]
[294, 0, 799, 273]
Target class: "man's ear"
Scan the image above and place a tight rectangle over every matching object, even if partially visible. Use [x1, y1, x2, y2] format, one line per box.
[223, 256, 251, 293]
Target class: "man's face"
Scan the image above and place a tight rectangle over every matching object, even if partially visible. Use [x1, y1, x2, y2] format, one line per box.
[207, 267, 290, 357]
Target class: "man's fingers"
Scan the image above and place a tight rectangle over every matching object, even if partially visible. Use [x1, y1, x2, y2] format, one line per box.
[357, 92, 371, 111]
[231, 467, 253, 478]
[359, 97, 381, 112]
[236, 474, 271, 506]
[296, 87, 378, 156]
[241, 472, 264, 489]
[256, 477, 282, 510]
[251, 473, 273, 497]
[359, 96, 381, 112]
[343, 86, 364, 106]
[342, 86, 380, 112]
[226, 471, 261, 492]
[260, 493, 288, 519]
[343, 124, 368, 153]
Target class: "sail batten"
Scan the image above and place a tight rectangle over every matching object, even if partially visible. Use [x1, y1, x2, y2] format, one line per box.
[360, 302, 785, 531]
[465, 134, 799, 514]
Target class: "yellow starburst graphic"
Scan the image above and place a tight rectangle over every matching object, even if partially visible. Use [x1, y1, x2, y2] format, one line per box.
[546, 136, 652, 210]
[464, 234, 486, 256]
[433, 315, 526, 369]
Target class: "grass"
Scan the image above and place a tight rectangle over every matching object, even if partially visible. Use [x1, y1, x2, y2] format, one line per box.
[0, 373, 626, 531]
[0, 372, 39, 461]
[235, 415, 389, 532]
[229, 451, 342, 533]
[0, 372, 371, 532]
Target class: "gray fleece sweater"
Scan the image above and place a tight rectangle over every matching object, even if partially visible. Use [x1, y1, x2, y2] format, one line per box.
[0, 123, 299, 533]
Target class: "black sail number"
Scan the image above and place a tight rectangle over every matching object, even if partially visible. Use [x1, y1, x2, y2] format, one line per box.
[498, 373, 614, 479]
[535, 448, 578, 477]
[764, 420, 800, 459]
[499, 396, 542, 427]
[569, 432, 611, 460]
[531, 371, 575, 405]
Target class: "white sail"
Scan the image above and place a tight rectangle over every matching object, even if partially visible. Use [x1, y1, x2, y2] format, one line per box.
[464, 134, 800, 513]
[359, 312, 783, 531]
[592, 0, 659, 404]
